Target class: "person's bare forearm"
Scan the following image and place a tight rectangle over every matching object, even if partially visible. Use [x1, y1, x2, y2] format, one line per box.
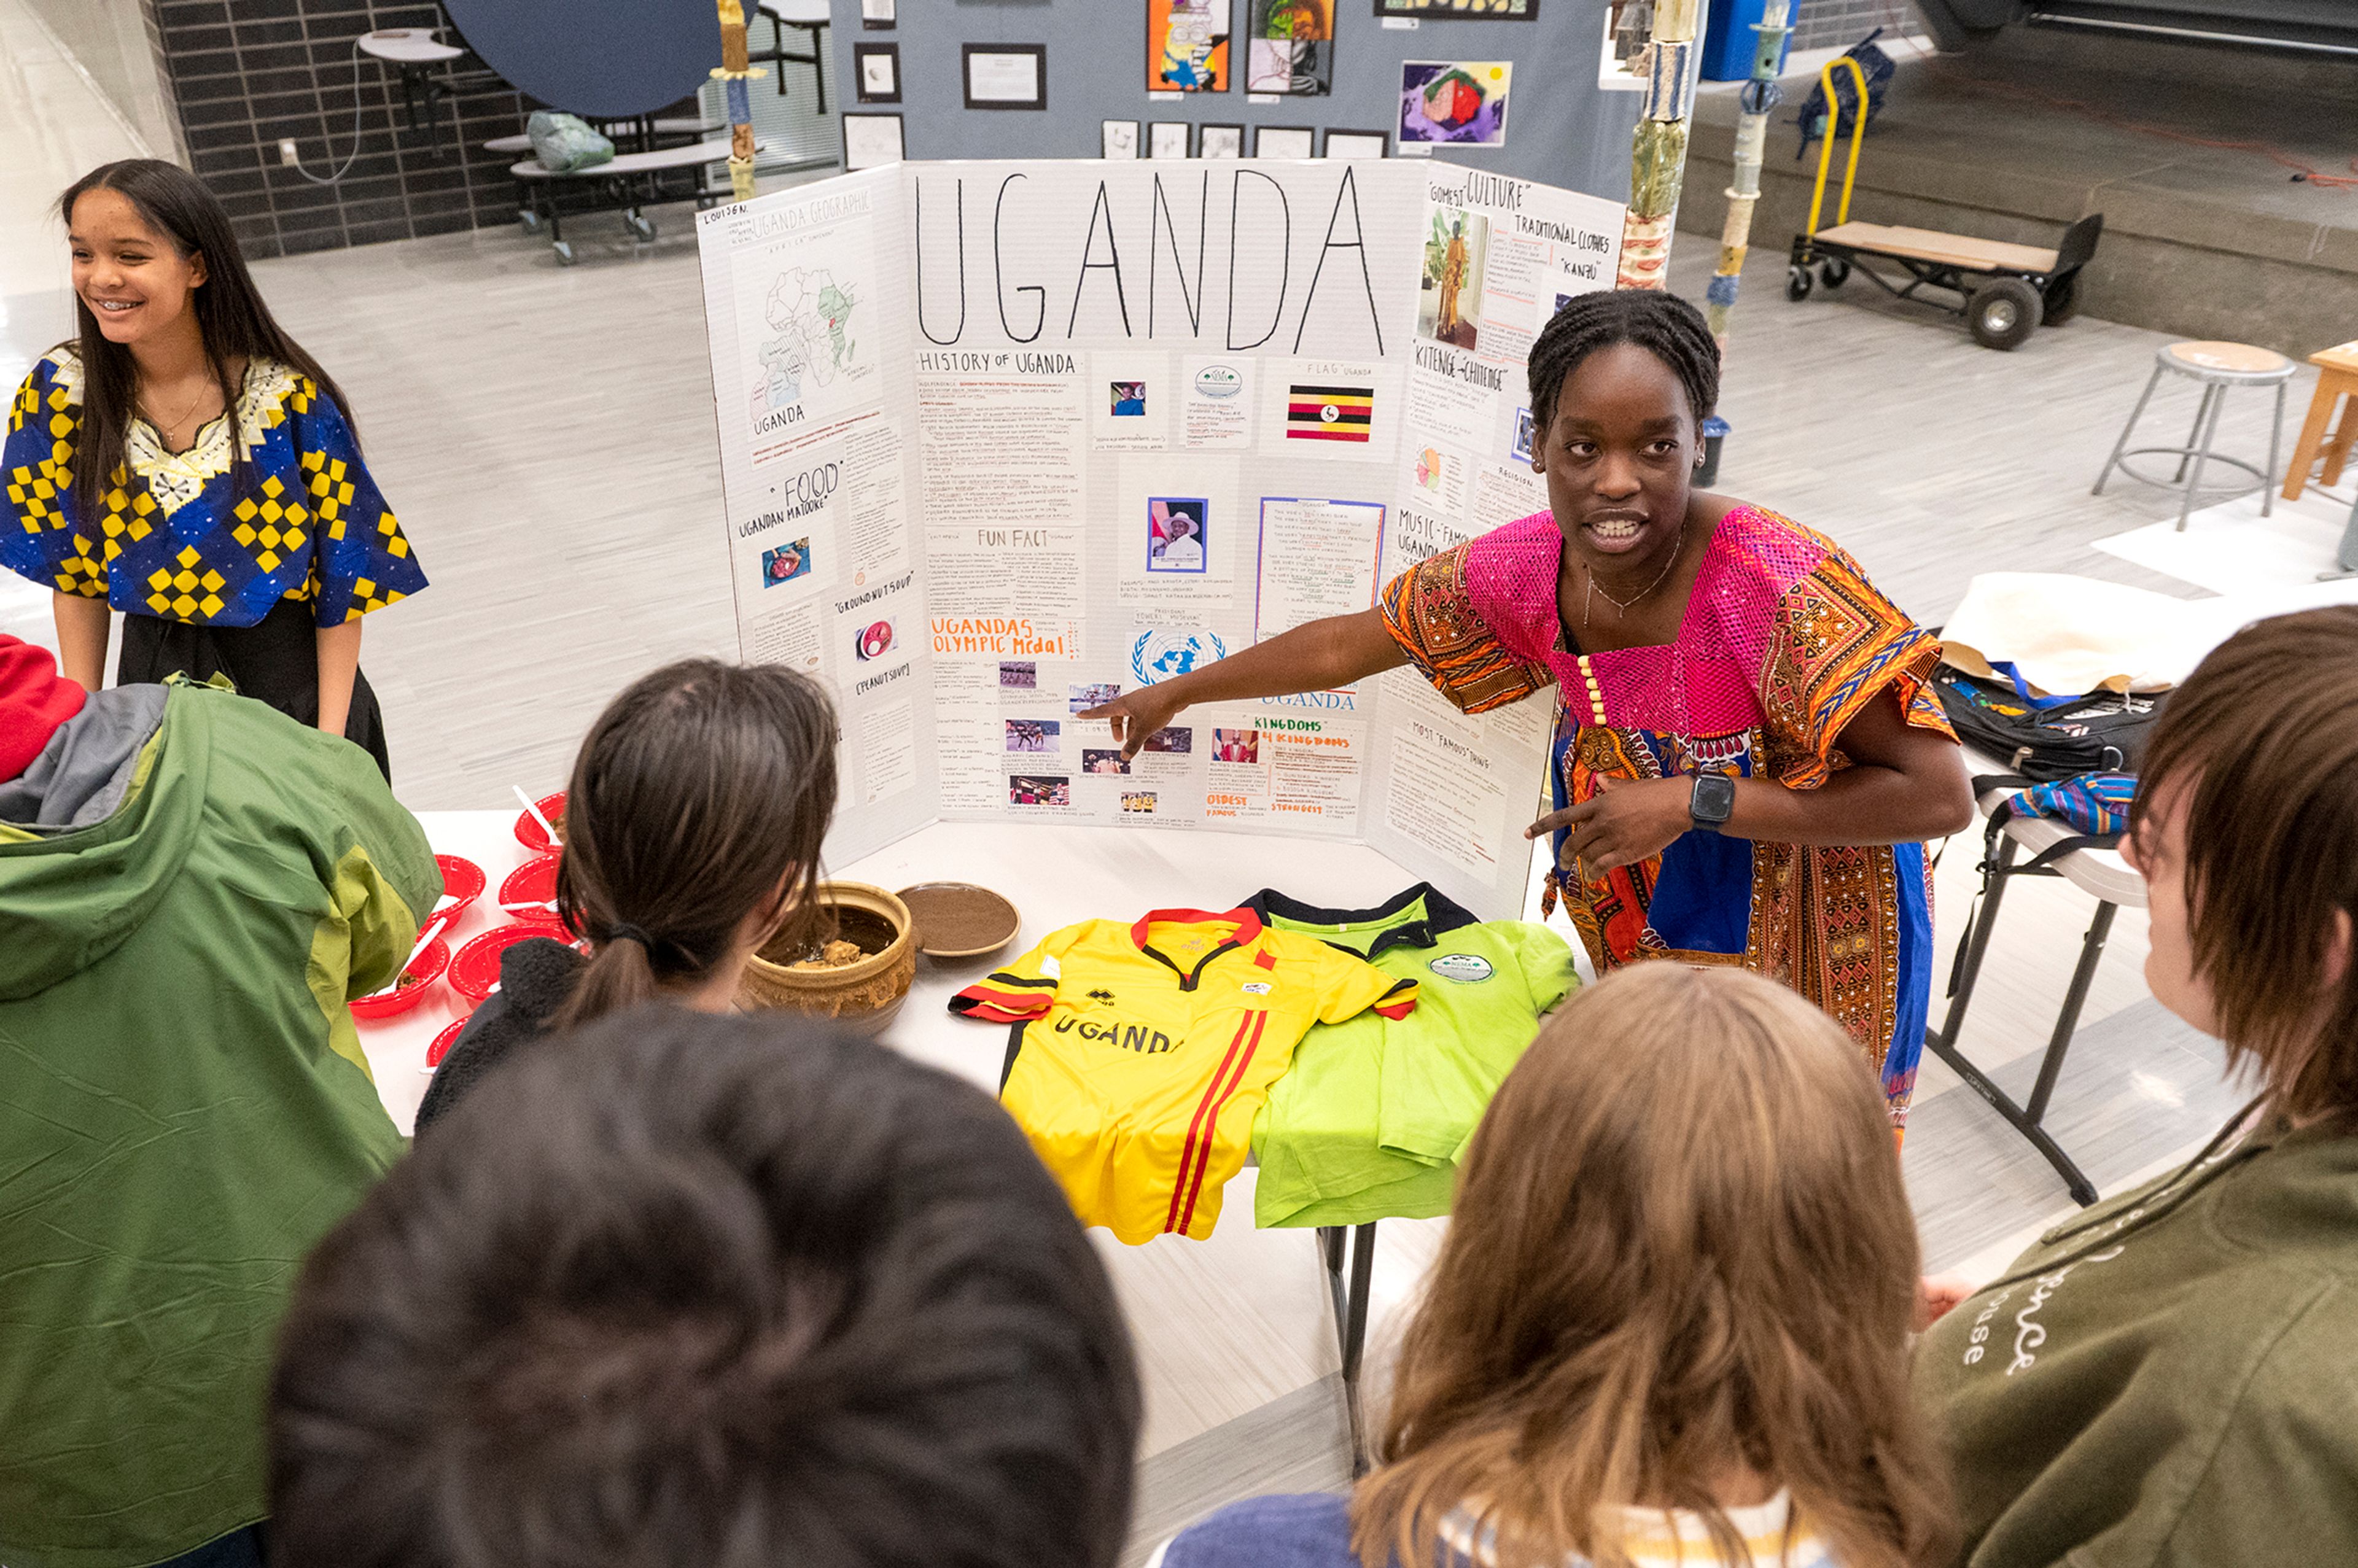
[316, 621, 360, 737]
[1156, 608, 1406, 708]
[1722, 758, 1974, 847]
[52, 592, 111, 691]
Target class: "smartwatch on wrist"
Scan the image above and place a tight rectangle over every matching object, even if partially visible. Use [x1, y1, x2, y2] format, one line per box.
[1689, 772, 1736, 835]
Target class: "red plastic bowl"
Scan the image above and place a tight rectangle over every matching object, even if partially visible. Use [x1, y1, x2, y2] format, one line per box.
[426, 1017, 468, 1070]
[450, 923, 561, 1002]
[432, 854, 486, 929]
[512, 791, 567, 852]
[350, 936, 451, 1020]
[498, 852, 566, 925]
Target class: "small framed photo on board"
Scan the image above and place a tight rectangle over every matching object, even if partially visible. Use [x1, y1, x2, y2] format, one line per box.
[1148, 120, 1192, 158]
[841, 111, 905, 171]
[1199, 122, 1244, 158]
[1322, 128, 1389, 158]
[963, 43, 1048, 110]
[853, 42, 900, 104]
[1102, 119, 1142, 158]
[1254, 124, 1315, 159]
[1375, 0, 1536, 16]
[861, 0, 895, 25]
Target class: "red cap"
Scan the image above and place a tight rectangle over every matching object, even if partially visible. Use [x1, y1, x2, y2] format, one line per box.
[0, 635, 90, 783]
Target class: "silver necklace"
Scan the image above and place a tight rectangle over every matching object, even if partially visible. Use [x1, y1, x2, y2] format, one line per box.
[1582, 522, 1686, 629]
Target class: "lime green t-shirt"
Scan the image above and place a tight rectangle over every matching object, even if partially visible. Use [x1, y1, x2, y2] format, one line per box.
[1246, 885, 1574, 1228]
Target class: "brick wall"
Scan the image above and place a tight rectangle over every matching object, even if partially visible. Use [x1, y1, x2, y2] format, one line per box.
[1789, 0, 1921, 51]
[150, 0, 534, 258]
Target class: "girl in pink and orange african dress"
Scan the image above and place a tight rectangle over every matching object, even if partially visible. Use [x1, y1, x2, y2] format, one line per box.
[1086, 291, 1974, 1128]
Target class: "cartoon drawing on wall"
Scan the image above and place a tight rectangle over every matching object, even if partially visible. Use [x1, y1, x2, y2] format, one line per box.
[1245, 0, 1332, 96]
[1399, 61, 1513, 147]
[1416, 204, 1488, 349]
[1103, 120, 1142, 158]
[1150, 0, 1231, 93]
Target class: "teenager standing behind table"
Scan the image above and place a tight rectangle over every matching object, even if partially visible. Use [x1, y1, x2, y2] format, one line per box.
[1086, 291, 1972, 1127]
[1, 160, 425, 778]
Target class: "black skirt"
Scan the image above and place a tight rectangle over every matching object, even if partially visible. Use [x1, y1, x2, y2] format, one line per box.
[117, 597, 392, 780]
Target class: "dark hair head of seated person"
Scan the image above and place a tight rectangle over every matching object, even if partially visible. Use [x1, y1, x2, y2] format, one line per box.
[267, 1009, 1142, 1568]
[2130, 604, 2358, 1124]
[1528, 287, 1721, 439]
[555, 658, 838, 1030]
[1356, 963, 1950, 1568]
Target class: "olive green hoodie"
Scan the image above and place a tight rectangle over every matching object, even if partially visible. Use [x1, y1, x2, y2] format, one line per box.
[1916, 1109, 2358, 1567]
[0, 678, 430, 1568]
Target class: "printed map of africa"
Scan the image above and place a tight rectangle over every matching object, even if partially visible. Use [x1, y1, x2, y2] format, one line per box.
[756, 268, 857, 409]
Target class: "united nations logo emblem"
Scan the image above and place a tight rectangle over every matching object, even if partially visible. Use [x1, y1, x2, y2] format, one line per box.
[1130, 629, 1229, 686]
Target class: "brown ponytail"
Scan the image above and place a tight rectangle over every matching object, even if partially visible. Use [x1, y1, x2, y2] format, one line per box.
[551, 660, 838, 1030]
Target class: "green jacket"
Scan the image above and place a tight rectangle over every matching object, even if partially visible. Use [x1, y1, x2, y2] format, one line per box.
[1916, 1116, 2358, 1568]
[0, 680, 430, 1568]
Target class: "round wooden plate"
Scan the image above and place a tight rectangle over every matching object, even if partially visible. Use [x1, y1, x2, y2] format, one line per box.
[894, 882, 1021, 961]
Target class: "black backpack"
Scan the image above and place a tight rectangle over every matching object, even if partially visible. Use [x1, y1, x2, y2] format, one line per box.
[1931, 666, 2166, 784]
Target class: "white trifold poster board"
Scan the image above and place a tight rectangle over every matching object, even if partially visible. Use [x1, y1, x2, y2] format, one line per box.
[695, 158, 1623, 918]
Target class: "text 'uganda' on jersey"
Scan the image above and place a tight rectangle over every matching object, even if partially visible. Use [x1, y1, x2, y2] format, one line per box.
[951, 907, 1418, 1243]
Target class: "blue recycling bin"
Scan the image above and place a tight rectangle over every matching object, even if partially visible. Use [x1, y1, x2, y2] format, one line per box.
[1699, 0, 1794, 81]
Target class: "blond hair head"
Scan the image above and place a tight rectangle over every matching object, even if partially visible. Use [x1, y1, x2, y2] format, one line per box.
[1353, 963, 1951, 1568]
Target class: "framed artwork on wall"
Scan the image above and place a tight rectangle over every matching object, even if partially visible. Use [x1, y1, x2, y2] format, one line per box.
[1148, 0, 1232, 93]
[1374, 0, 1535, 16]
[1245, 0, 1333, 96]
[1322, 128, 1388, 158]
[1103, 120, 1142, 158]
[1199, 122, 1245, 158]
[841, 112, 904, 170]
[963, 43, 1048, 109]
[854, 42, 900, 104]
[1253, 124, 1315, 158]
[1149, 120, 1193, 158]
[1399, 60, 1513, 146]
[861, 0, 895, 25]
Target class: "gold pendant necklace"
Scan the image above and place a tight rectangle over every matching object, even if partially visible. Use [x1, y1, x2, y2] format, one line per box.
[139, 379, 211, 443]
[1582, 522, 1686, 629]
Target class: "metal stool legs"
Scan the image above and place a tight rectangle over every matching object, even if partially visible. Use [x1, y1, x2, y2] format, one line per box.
[2093, 352, 2292, 529]
[2179, 384, 2228, 529]
[2091, 363, 2163, 499]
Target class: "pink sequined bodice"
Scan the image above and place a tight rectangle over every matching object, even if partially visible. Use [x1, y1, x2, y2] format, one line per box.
[1460, 506, 1828, 737]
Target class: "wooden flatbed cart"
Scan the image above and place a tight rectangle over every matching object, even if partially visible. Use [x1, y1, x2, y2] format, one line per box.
[1786, 58, 2103, 351]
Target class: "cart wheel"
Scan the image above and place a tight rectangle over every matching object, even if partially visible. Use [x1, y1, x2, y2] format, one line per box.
[1819, 258, 1850, 289]
[1786, 265, 1813, 302]
[1967, 278, 2042, 351]
[518, 208, 542, 235]
[2043, 271, 2080, 325]
[626, 211, 657, 243]
[551, 239, 577, 266]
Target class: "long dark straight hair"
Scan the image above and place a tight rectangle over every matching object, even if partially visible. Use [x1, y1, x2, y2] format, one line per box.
[58, 159, 357, 540]
[553, 659, 841, 1030]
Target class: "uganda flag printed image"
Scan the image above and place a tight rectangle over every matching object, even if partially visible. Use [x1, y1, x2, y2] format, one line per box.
[1286, 383, 1374, 443]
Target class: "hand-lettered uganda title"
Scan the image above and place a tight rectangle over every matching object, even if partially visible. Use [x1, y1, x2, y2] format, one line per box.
[905, 165, 1444, 356]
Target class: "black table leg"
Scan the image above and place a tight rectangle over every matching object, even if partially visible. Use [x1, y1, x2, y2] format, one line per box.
[1924, 841, 2107, 1208]
[1317, 1221, 1379, 1477]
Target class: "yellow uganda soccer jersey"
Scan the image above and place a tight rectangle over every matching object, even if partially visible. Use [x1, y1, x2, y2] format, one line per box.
[951, 907, 1418, 1243]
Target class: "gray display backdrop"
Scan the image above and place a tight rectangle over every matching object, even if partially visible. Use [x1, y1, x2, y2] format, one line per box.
[829, 0, 1638, 204]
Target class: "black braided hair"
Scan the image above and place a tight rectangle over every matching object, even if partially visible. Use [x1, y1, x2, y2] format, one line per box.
[1527, 289, 1721, 440]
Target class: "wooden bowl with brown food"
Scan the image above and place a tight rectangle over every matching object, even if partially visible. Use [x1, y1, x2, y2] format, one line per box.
[736, 882, 916, 1036]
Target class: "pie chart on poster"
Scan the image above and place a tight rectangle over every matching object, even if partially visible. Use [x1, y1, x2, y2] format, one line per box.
[441, 0, 718, 120]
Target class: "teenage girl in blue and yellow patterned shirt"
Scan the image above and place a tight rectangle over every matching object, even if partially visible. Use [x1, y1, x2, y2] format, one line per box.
[2, 160, 425, 778]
